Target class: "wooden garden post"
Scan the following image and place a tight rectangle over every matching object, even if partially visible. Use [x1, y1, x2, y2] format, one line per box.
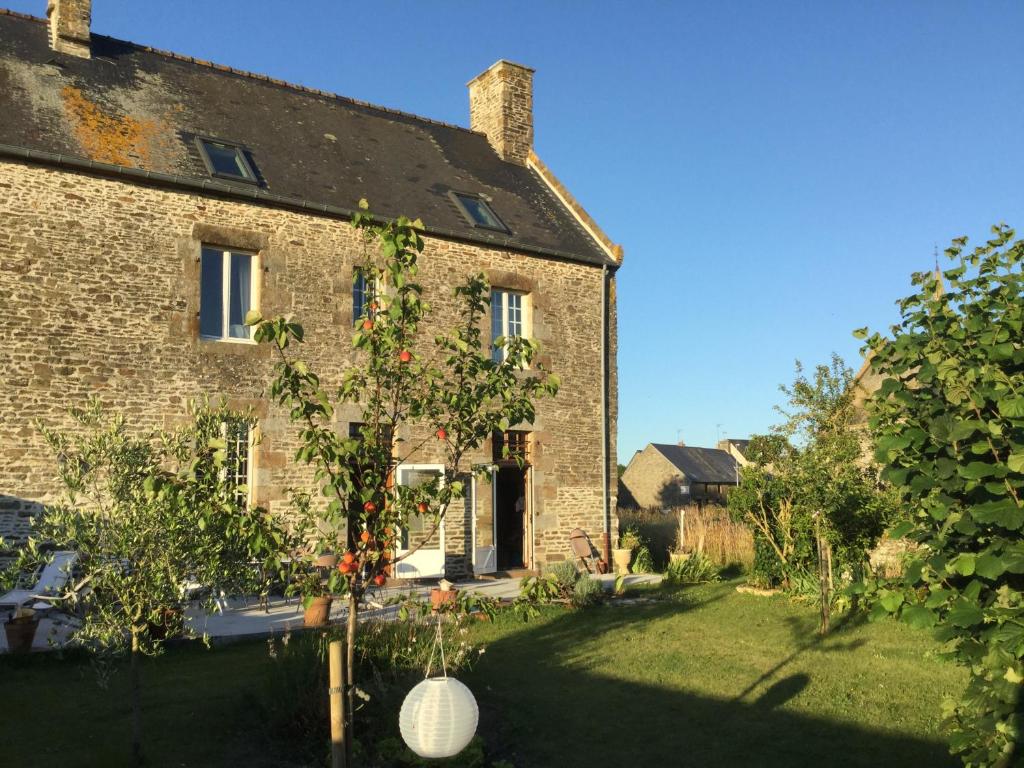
[814, 512, 830, 635]
[329, 638, 347, 768]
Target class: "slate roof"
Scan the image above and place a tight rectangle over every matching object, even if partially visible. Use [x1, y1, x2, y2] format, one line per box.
[0, 10, 611, 267]
[651, 444, 739, 484]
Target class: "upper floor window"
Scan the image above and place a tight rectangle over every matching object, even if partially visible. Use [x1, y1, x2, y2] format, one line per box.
[196, 138, 258, 183]
[491, 288, 526, 363]
[200, 247, 256, 341]
[352, 268, 377, 324]
[451, 191, 508, 233]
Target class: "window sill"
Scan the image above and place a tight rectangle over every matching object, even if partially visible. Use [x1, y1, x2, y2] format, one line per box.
[199, 335, 257, 346]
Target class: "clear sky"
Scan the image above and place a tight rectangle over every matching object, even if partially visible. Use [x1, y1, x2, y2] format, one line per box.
[10, 0, 1023, 463]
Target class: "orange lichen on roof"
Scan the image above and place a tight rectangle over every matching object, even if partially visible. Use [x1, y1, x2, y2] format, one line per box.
[60, 84, 168, 168]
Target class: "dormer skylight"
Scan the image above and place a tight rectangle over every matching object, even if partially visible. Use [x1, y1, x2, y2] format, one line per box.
[196, 137, 258, 183]
[450, 191, 508, 233]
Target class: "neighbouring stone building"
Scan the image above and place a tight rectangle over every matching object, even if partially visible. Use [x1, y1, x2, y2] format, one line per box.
[618, 443, 739, 509]
[0, 2, 622, 577]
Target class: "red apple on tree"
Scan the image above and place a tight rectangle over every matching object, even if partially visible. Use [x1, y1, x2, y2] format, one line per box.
[436, 428, 446, 441]
[362, 319, 374, 331]
[363, 500, 376, 513]
[399, 350, 411, 363]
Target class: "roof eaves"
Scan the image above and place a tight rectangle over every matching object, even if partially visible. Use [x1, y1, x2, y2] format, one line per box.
[0, 142, 608, 268]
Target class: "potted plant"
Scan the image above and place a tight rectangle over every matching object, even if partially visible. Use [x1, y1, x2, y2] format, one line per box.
[4, 606, 39, 653]
[430, 578, 459, 611]
[289, 553, 344, 628]
[613, 528, 640, 575]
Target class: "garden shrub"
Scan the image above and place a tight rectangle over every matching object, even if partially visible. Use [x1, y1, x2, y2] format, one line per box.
[632, 545, 654, 574]
[571, 574, 603, 608]
[665, 552, 720, 584]
[857, 224, 1024, 766]
[546, 561, 581, 594]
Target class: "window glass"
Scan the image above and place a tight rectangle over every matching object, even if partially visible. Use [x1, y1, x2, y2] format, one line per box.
[507, 292, 523, 338]
[353, 269, 374, 323]
[200, 248, 224, 338]
[491, 289, 504, 363]
[454, 193, 506, 231]
[200, 247, 254, 340]
[201, 140, 253, 180]
[228, 253, 252, 339]
[398, 468, 442, 549]
[224, 420, 251, 507]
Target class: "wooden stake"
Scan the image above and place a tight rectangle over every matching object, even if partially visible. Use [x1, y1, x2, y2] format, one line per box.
[329, 639, 347, 768]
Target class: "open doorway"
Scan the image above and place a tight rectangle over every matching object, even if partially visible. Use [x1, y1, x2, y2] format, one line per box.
[495, 466, 527, 570]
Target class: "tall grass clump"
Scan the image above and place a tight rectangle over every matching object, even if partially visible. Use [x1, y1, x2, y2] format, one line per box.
[617, 505, 754, 571]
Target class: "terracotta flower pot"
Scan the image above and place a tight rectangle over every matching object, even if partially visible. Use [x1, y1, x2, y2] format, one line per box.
[430, 588, 458, 611]
[5, 616, 39, 654]
[612, 548, 633, 575]
[303, 596, 333, 628]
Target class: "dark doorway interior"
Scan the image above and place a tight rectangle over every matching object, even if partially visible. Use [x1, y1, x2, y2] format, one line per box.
[495, 466, 526, 570]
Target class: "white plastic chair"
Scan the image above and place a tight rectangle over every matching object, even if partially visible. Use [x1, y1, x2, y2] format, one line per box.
[0, 551, 77, 613]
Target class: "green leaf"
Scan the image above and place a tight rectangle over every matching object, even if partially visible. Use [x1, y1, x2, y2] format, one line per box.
[949, 553, 976, 576]
[243, 309, 263, 326]
[901, 604, 937, 629]
[888, 520, 916, 539]
[947, 599, 984, 628]
[997, 397, 1024, 418]
[1007, 452, 1024, 473]
[879, 589, 905, 613]
[974, 554, 1005, 580]
[959, 461, 995, 480]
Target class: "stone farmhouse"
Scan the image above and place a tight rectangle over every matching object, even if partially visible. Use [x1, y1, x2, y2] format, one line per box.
[0, 1, 622, 578]
[619, 443, 739, 509]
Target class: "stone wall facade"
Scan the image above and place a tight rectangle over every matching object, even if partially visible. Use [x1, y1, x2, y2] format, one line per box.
[0, 159, 617, 577]
[619, 445, 681, 510]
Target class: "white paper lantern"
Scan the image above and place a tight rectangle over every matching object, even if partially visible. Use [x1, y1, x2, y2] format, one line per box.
[399, 676, 479, 758]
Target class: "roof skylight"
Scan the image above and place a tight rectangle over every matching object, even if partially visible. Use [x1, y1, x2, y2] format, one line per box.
[196, 138, 258, 183]
[450, 191, 508, 233]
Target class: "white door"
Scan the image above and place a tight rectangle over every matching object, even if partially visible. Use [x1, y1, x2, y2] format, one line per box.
[393, 464, 445, 578]
[472, 475, 497, 574]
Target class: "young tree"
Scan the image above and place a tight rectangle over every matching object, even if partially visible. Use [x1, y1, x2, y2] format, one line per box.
[248, 201, 558, 762]
[858, 224, 1024, 766]
[729, 356, 891, 629]
[13, 400, 285, 767]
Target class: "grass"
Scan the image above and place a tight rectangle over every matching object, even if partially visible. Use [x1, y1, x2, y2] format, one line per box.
[0, 581, 965, 767]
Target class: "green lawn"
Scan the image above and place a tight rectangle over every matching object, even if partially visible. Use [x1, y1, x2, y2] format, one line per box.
[1, 581, 965, 767]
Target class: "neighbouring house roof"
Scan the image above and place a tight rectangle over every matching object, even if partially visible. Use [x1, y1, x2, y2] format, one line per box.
[0, 10, 612, 267]
[651, 444, 739, 485]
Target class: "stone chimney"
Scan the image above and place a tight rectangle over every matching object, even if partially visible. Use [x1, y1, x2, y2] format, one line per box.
[47, 0, 91, 59]
[468, 60, 534, 165]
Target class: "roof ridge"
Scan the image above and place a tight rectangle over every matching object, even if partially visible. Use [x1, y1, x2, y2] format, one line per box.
[0, 7, 483, 137]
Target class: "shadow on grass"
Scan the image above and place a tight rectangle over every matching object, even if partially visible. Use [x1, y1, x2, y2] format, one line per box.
[466, 583, 955, 768]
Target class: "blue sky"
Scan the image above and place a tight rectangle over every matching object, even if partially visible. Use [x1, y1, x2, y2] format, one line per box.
[11, 1, 1023, 463]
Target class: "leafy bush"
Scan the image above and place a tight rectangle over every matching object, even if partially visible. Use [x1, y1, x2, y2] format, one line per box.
[571, 575, 604, 608]
[665, 553, 720, 584]
[632, 545, 654, 574]
[857, 224, 1024, 766]
[618, 527, 642, 550]
[546, 561, 581, 594]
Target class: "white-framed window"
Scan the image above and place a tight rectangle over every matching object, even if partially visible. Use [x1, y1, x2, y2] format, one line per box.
[200, 247, 257, 341]
[491, 289, 528, 363]
[223, 419, 254, 507]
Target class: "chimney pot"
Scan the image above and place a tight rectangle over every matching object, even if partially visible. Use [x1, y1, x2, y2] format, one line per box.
[468, 60, 534, 165]
[47, 0, 91, 59]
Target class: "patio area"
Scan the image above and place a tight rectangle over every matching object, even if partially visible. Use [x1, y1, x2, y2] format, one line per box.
[1, 573, 662, 651]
